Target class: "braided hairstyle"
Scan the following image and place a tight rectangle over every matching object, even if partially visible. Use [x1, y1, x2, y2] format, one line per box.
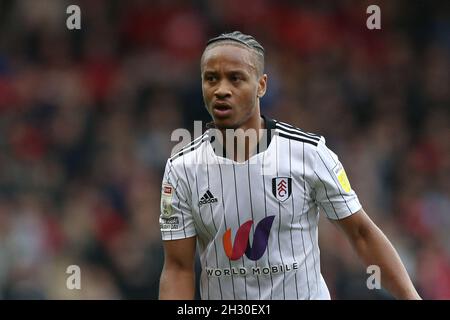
[202, 31, 265, 76]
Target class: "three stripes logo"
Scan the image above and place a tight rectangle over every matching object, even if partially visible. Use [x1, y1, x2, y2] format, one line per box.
[223, 216, 275, 261]
[199, 190, 218, 206]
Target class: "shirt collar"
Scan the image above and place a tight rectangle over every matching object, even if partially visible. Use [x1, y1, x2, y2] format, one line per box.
[208, 115, 276, 158]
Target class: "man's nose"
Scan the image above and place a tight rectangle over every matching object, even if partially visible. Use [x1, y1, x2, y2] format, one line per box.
[214, 81, 232, 99]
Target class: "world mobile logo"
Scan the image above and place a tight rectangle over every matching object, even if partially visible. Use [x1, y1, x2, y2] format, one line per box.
[223, 215, 275, 261]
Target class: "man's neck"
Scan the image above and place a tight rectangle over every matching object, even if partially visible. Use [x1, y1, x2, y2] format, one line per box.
[218, 114, 266, 162]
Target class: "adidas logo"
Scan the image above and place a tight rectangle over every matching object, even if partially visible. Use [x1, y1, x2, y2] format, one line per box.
[199, 190, 218, 206]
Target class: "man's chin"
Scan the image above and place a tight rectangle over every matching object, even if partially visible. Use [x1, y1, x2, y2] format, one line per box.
[211, 118, 238, 130]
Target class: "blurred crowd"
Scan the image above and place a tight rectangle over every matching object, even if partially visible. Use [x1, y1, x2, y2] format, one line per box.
[0, 0, 449, 299]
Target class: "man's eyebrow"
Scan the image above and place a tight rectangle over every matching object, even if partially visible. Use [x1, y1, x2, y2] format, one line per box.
[202, 69, 252, 77]
[226, 70, 248, 75]
[203, 69, 247, 73]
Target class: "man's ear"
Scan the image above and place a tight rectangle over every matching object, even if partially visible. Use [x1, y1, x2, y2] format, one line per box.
[257, 74, 267, 98]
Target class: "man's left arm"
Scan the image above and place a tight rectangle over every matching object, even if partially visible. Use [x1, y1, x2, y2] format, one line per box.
[334, 209, 421, 300]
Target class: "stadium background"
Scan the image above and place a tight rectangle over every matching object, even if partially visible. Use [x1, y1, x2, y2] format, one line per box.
[0, 0, 448, 299]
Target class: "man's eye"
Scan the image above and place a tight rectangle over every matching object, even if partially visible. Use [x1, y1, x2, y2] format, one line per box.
[231, 76, 242, 82]
[206, 75, 216, 82]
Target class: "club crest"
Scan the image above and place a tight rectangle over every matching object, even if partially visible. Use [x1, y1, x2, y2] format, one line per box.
[272, 177, 292, 202]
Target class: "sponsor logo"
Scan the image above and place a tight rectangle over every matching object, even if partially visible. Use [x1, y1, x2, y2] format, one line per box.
[223, 215, 275, 261]
[199, 190, 218, 206]
[160, 216, 180, 230]
[206, 262, 299, 277]
[333, 163, 352, 193]
[163, 185, 172, 195]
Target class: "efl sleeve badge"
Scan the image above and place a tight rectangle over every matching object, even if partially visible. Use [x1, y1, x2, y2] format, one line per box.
[333, 164, 352, 193]
[161, 183, 174, 217]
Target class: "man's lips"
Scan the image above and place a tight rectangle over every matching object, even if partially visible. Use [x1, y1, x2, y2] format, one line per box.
[212, 102, 232, 117]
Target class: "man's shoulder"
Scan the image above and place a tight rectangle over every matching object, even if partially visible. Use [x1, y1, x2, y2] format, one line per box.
[272, 118, 324, 148]
[167, 132, 210, 166]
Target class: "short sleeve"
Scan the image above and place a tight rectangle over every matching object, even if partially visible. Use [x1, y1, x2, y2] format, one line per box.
[160, 160, 197, 240]
[312, 138, 362, 220]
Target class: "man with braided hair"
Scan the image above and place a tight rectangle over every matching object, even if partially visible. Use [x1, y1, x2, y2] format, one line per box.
[158, 31, 421, 300]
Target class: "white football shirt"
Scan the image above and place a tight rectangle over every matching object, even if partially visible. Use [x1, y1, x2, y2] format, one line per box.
[160, 116, 362, 300]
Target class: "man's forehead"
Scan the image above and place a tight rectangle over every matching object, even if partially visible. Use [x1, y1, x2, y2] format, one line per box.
[202, 44, 257, 71]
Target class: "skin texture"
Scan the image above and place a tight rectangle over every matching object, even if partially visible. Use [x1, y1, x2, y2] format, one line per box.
[159, 43, 421, 300]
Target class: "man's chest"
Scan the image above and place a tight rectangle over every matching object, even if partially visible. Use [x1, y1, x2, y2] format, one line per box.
[188, 162, 314, 238]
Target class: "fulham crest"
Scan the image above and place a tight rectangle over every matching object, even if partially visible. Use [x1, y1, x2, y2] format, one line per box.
[272, 177, 292, 202]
